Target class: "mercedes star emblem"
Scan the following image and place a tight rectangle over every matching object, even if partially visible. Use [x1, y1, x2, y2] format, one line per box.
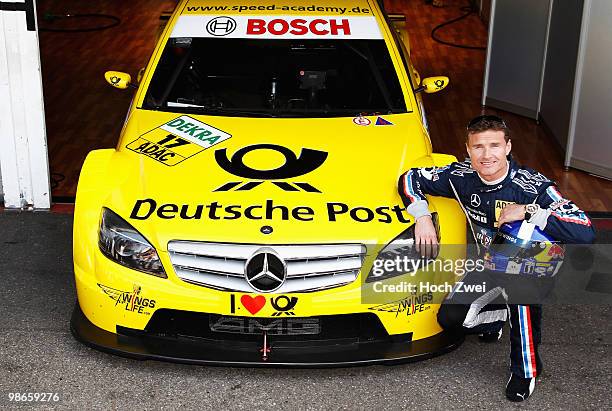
[245, 248, 286, 292]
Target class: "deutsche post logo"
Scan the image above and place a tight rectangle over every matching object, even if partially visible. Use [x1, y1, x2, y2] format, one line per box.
[214, 144, 327, 192]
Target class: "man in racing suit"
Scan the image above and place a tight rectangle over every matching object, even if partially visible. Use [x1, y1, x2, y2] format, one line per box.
[398, 115, 595, 402]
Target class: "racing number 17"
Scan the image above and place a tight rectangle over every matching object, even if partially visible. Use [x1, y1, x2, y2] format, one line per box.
[157, 135, 189, 148]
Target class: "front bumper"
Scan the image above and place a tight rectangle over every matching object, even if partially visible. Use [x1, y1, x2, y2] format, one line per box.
[71, 302, 463, 367]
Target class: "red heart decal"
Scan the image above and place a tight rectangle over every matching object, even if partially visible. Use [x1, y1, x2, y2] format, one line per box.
[240, 295, 266, 315]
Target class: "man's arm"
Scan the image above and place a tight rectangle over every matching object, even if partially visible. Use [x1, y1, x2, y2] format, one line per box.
[398, 165, 455, 217]
[398, 165, 456, 256]
[530, 186, 596, 244]
[499, 185, 595, 244]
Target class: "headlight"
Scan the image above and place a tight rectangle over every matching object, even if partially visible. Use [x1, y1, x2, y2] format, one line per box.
[365, 213, 439, 283]
[98, 208, 166, 277]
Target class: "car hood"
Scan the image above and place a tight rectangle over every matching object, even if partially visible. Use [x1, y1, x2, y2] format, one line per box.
[108, 111, 431, 249]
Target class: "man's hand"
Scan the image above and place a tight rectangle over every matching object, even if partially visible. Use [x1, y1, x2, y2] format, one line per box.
[414, 215, 438, 258]
[498, 204, 527, 227]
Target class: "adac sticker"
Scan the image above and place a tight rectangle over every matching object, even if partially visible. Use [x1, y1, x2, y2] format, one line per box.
[230, 294, 298, 316]
[126, 115, 232, 166]
[375, 116, 393, 125]
[98, 283, 156, 315]
[352, 116, 371, 126]
[494, 200, 515, 226]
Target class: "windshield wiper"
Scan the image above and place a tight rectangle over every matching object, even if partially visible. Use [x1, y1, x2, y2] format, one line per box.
[160, 105, 278, 117]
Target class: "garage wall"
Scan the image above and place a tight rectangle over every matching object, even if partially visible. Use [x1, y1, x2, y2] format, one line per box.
[566, 0, 612, 179]
[0, 0, 50, 208]
[539, 0, 584, 150]
[483, 0, 552, 119]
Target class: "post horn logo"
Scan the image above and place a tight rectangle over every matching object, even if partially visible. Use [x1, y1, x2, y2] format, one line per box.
[214, 144, 327, 193]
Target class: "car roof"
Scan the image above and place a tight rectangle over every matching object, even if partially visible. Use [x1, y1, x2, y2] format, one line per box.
[134, 0, 416, 111]
[169, 0, 386, 40]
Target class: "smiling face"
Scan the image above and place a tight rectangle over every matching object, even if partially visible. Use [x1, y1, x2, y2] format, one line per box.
[466, 129, 511, 182]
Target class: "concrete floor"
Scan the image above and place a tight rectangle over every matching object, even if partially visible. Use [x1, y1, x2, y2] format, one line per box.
[0, 212, 610, 410]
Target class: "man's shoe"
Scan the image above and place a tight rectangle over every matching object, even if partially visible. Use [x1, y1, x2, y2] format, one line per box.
[478, 328, 502, 343]
[505, 373, 536, 402]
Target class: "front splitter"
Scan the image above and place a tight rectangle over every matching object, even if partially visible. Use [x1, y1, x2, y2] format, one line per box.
[70, 303, 464, 367]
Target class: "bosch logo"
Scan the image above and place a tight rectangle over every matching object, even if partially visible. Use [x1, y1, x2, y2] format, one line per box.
[206, 16, 237, 36]
[245, 248, 287, 293]
[247, 18, 351, 36]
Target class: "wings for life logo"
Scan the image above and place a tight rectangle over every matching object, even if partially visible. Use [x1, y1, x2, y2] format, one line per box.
[368, 292, 433, 318]
[98, 283, 156, 315]
[214, 143, 328, 193]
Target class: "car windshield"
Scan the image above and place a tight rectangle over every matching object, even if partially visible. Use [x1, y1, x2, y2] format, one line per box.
[143, 38, 407, 117]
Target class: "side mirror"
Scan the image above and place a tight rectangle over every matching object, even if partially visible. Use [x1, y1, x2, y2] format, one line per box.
[136, 67, 145, 83]
[104, 71, 132, 89]
[415, 76, 449, 94]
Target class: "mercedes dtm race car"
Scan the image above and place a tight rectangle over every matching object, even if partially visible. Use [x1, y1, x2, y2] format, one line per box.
[71, 0, 467, 366]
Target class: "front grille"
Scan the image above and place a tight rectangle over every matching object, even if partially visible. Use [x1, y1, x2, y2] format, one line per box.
[167, 242, 366, 293]
[127, 309, 390, 343]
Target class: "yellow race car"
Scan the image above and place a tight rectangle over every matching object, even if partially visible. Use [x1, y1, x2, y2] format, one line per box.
[71, 0, 466, 366]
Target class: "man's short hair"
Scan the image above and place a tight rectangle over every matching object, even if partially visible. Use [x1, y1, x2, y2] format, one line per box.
[466, 115, 510, 143]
